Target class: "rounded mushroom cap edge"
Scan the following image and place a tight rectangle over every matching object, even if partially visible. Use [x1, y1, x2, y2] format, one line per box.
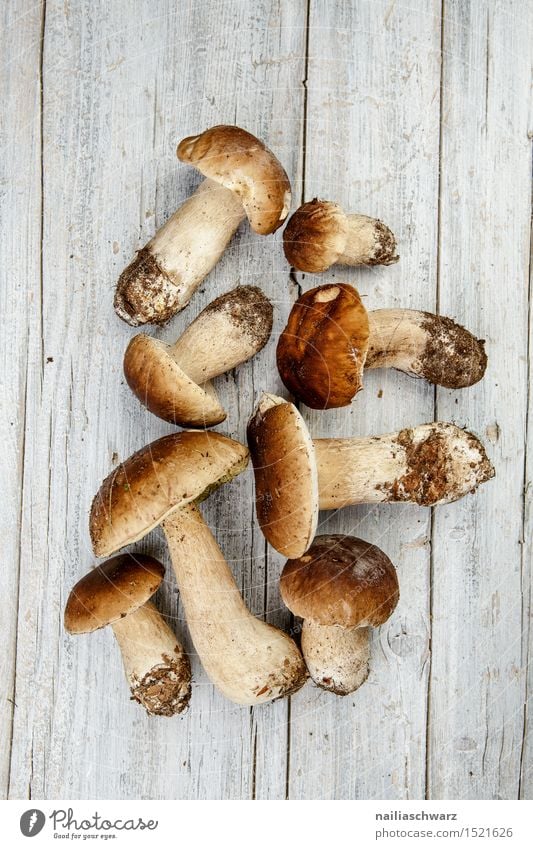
[177, 125, 291, 235]
[283, 200, 348, 272]
[90, 431, 249, 558]
[280, 534, 399, 628]
[124, 334, 226, 428]
[64, 553, 165, 634]
[247, 393, 318, 559]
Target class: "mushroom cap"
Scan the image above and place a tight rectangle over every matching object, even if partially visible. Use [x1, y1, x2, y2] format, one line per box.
[280, 535, 399, 628]
[247, 394, 318, 559]
[177, 125, 291, 235]
[277, 283, 370, 409]
[64, 554, 164, 634]
[124, 335, 226, 428]
[90, 432, 249, 557]
[283, 200, 348, 272]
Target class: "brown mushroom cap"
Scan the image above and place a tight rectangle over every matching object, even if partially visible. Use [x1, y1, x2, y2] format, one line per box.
[177, 125, 291, 235]
[277, 283, 370, 409]
[280, 535, 399, 628]
[64, 554, 164, 634]
[247, 394, 318, 559]
[90, 431, 249, 557]
[283, 200, 348, 272]
[124, 335, 226, 428]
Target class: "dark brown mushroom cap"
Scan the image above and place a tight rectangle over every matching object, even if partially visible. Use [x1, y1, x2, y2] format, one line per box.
[90, 432, 249, 557]
[177, 125, 291, 235]
[283, 200, 348, 272]
[64, 554, 164, 634]
[276, 283, 370, 409]
[280, 535, 399, 628]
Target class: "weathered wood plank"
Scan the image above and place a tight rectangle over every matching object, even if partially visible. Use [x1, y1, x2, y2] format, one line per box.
[7, 0, 305, 799]
[520, 246, 532, 799]
[287, 0, 443, 799]
[0, 0, 44, 798]
[5, 0, 531, 802]
[428, 0, 532, 799]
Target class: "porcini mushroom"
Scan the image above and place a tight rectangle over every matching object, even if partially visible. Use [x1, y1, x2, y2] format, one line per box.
[115, 126, 291, 326]
[280, 535, 399, 694]
[64, 554, 191, 716]
[124, 286, 273, 427]
[89, 431, 307, 705]
[276, 283, 487, 408]
[283, 199, 398, 273]
[248, 393, 495, 557]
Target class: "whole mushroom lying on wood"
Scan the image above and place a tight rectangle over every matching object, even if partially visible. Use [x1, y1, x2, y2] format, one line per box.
[281, 535, 399, 695]
[89, 431, 307, 705]
[277, 283, 487, 408]
[283, 199, 398, 272]
[124, 286, 273, 427]
[64, 554, 191, 716]
[115, 126, 291, 326]
[247, 393, 495, 558]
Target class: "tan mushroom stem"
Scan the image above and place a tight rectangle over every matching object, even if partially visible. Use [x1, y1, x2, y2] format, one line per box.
[169, 289, 272, 384]
[366, 309, 487, 388]
[301, 621, 370, 696]
[162, 503, 307, 705]
[115, 179, 246, 326]
[338, 214, 399, 266]
[111, 601, 191, 716]
[314, 422, 495, 510]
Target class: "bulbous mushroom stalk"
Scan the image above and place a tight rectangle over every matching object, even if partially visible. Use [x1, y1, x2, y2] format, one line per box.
[280, 535, 399, 695]
[248, 394, 495, 558]
[115, 126, 291, 326]
[163, 503, 308, 704]
[64, 554, 191, 716]
[124, 286, 273, 427]
[276, 283, 487, 409]
[89, 431, 307, 705]
[283, 199, 398, 273]
[315, 423, 495, 510]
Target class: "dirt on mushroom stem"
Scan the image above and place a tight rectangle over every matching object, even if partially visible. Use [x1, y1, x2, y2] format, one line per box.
[384, 427, 492, 505]
[114, 247, 180, 327]
[418, 312, 487, 388]
[130, 652, 192, 717]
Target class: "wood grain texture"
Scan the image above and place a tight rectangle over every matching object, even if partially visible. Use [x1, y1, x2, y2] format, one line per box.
[428, 0, 532, 800]
[2, 0, 531, 800]
[520, 227, 532, 799]
[5, 0, 306, 801]
[0, 0, 44, 795]
[286, 0, 441, 800]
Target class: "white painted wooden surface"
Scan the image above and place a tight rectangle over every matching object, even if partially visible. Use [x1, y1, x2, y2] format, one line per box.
[1, 0, 531, 800]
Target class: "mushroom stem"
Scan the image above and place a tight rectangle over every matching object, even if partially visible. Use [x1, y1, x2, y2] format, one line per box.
[338, 214, 398, 266]
[114, 178, 246, 326]
[169, 287, 273, 384]
[301, 621, 370, 695]
[366, 309, 487, 388]
[162, 503, 307, 705]
[314, 423, 495, 509]
[111, 601, 191, 716]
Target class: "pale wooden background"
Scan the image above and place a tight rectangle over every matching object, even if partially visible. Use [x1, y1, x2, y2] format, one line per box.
[1, 0, 531, 800]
